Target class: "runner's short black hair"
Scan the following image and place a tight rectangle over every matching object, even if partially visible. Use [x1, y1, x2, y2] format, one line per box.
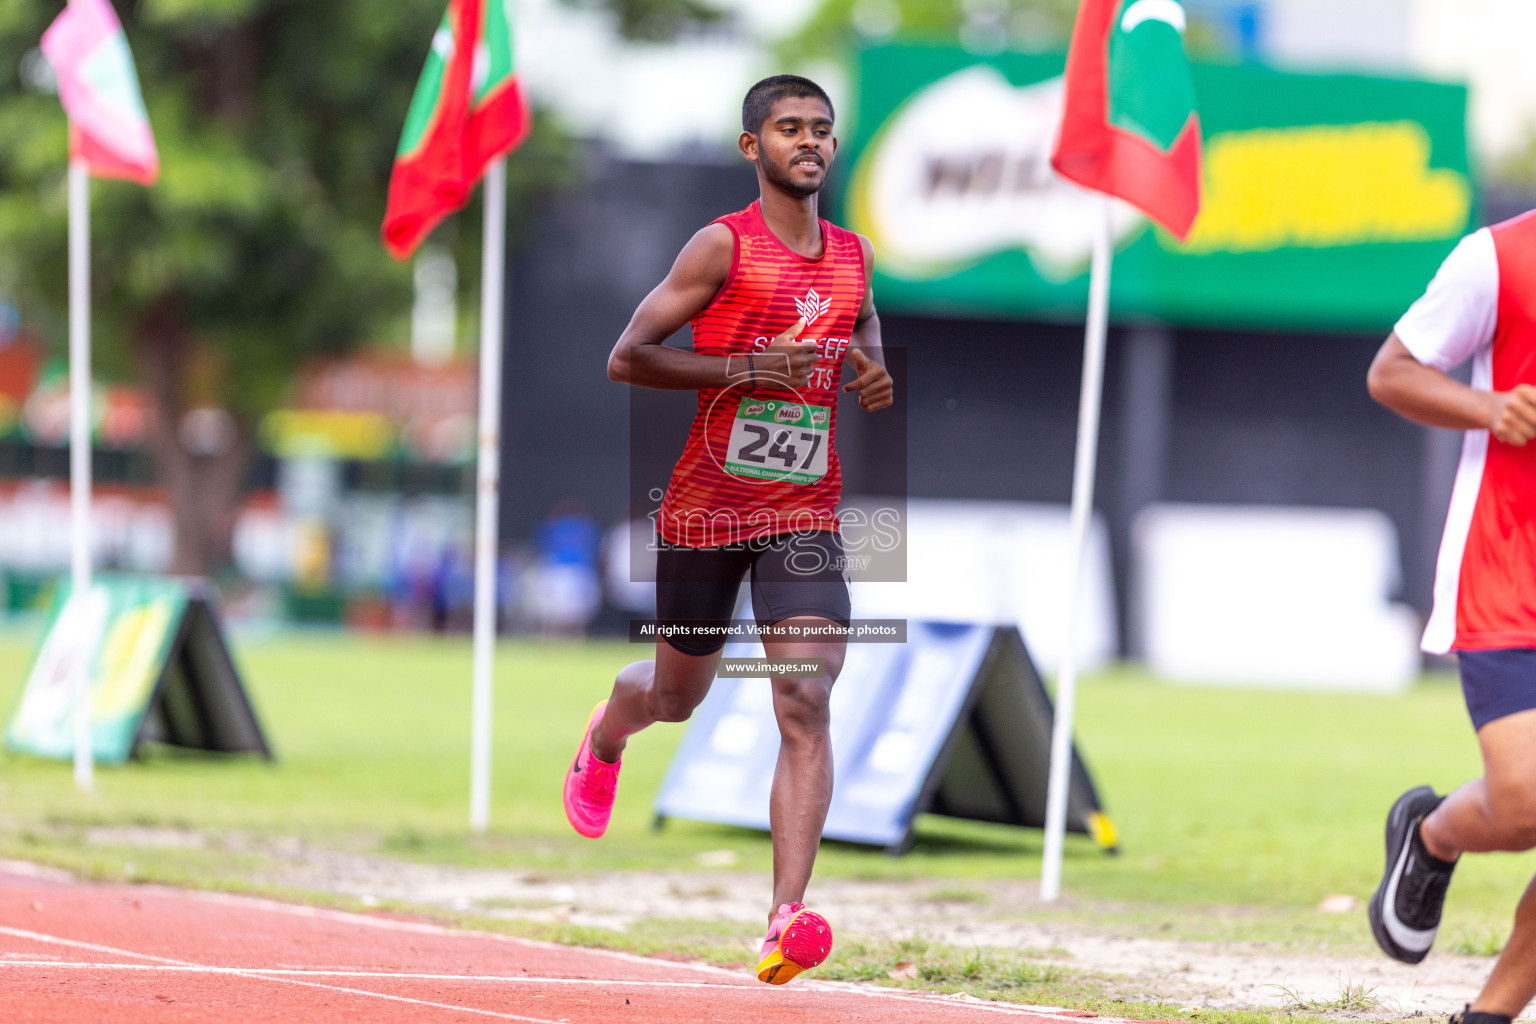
[742, 75, 834, 135]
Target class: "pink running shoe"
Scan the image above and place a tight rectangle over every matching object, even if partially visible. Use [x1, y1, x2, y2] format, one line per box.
[563, 701, 621, 839]
[755, 902, 832, 985]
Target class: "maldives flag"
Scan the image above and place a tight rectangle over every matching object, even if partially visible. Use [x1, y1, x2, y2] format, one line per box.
[382, 0, 532, 261]
[41, 0, 160, 186]
[1051, 0, 1201, 240]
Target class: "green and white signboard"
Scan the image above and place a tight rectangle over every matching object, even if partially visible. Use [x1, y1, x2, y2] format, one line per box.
[842, 45, 1475, 331]
[4, 576, 270, 764]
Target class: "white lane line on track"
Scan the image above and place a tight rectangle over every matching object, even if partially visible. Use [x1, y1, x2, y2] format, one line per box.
[0, 926, 186, 966]
[0, 925, 565, 1024]
[174, 886, 1126, 1020]
[3, 872, 1129, 1022]
[0, 953, 1104, 1022]
[0, 962, 1118, 1023]
[182, 887, 740, 978]
[0, 961, 737, 987]
[0, 960, 1123, 1024]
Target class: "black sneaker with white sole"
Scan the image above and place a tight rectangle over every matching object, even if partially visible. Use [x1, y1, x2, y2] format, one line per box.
[1368, 785, 1457, 964]
[1449, 1005, 1511, 1024]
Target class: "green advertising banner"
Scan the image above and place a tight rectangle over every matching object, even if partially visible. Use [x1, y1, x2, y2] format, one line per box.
[842, 46, 1474, 331]
[4, 576, 270, 764]
[5, 576, 186, 762]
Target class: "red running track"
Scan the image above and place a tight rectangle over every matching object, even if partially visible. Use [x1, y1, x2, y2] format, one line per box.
[0, 861, 1119, 1023]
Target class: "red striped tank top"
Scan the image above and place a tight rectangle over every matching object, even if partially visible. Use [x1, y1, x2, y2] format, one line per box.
[658, 201, 867, 548]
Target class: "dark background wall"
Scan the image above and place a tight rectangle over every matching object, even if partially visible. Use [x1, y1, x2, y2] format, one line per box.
[850, 315, 1452, 649]
[500, 151, 1510, 648]
[499, 156, 759, 539]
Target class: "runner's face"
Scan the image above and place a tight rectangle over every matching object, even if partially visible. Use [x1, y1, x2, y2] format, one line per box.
[752, 97, 836, 198]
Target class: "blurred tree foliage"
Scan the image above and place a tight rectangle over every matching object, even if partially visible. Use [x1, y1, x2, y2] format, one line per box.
[775, 0, 1232, 79]
[0, 0, 571, 574]
[1486, 124, 1536, 192]
[780, 0, 1078, 65]
[562, 0, 724, 42]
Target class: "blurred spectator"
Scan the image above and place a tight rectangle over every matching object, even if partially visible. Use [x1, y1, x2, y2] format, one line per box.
[389, 519, 439, 631]
[529, 499, 602, 636]
[497, 547, 531, 634]
[0, 301, 18, 346]
[429, 545, 475, 633]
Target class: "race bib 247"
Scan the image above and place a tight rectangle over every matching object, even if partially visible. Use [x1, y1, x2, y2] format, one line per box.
[723, 397, 830, 484]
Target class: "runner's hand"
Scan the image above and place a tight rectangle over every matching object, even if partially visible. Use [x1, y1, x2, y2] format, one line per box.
[758, 317, 818, 389]
[843, 348, 893, 411]
[1491, 384, 1536, 446]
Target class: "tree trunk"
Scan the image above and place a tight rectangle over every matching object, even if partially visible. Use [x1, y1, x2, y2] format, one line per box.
[134, 304, 252, 578]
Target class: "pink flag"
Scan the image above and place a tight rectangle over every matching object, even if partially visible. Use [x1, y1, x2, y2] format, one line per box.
[41, 0, 159, 185]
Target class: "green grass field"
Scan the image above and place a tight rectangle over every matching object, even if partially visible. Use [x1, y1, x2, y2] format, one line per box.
[1, 626, 1531, 966]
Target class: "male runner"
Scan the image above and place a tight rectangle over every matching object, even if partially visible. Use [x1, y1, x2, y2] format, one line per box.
[561, 74, 893, 986]
[1366, 210, 1536, 1023]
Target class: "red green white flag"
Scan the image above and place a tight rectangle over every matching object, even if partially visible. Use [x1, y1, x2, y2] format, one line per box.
[382, 0, 532, 261]
[1051, 0, 1202, 241]
[464, 0, 530, 182]
[41, 0, 160, 186]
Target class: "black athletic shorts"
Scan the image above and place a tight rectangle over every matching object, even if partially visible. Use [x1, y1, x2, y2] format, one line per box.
[1458, 648, 1536, 731]
[655, 530, 852, 657]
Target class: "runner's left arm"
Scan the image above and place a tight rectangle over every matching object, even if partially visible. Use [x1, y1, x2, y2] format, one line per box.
[843, 235, 893, 411]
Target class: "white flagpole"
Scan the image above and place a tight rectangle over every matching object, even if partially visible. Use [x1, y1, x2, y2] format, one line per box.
[68, 158, 94, 793]
[469, 156, 507, 832]
[1041, 195, 1113, 901]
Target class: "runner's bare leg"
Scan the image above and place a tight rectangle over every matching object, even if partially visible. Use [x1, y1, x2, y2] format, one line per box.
[1466, 873, 1536, 1015]
[1419, 708, 1536, 1014]
[762, 616, 845, 920]
[589, 643, 720, 764]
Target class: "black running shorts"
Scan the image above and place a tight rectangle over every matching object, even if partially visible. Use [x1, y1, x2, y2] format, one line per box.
[655, 530, 852, 657]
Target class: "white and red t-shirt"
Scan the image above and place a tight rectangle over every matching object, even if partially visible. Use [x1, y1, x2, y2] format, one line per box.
[1397, 211, 1536, 653]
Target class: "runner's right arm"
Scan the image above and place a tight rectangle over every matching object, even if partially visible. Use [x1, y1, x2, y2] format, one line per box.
[607, 224, 817, 390]
[1369, 228, 1536, 446]
[1368, 334, 1536, 446]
